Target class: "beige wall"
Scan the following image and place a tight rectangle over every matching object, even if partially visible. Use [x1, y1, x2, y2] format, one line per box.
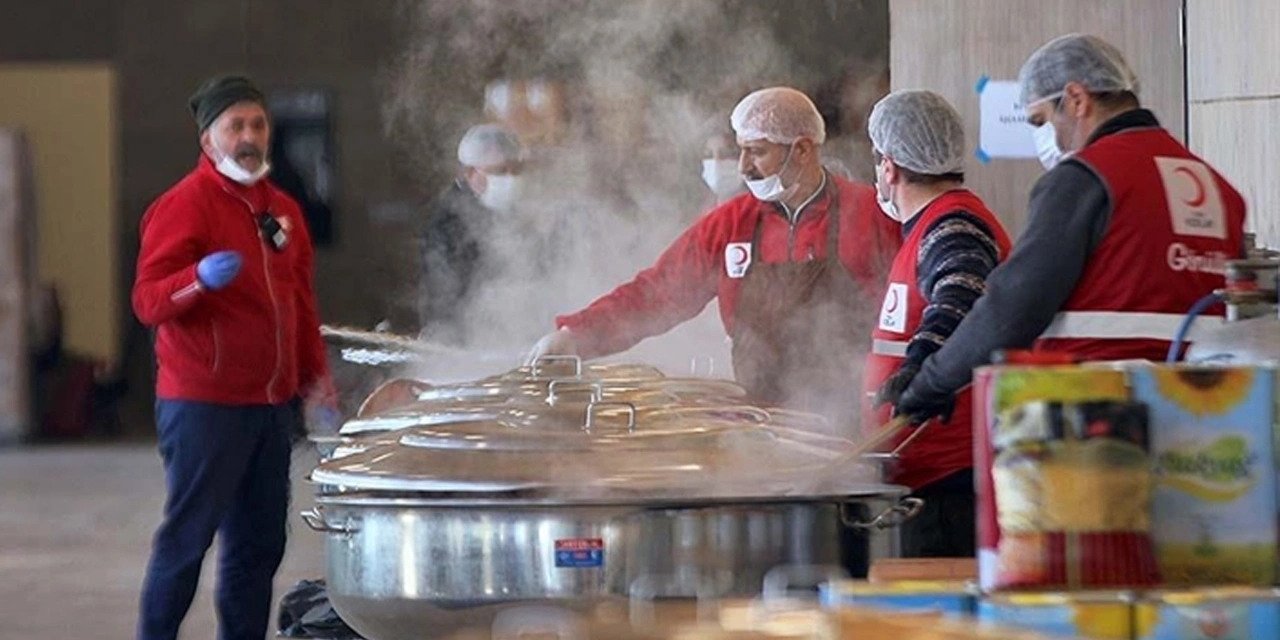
[0, 64, 119, 365]
[889, 0, 1185, 236]
[1187, 0, 1280, 249]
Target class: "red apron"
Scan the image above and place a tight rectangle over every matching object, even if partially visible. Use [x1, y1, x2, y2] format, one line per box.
[731, 181, 877, 433]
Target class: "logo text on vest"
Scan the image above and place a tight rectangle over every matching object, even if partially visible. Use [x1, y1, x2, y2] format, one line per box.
[724, 242, 752, 279]
[1155, 157, 1227, 240]
[1166, 242, 1230, 275]
[878, 282, 909, 333]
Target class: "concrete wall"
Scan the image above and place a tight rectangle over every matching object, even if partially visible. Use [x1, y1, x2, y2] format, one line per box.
[888, 0, 1186, 236]
[1187, 0, 1280, 249]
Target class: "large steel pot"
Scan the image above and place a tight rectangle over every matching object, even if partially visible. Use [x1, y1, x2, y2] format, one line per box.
[302, 489, 918, 640]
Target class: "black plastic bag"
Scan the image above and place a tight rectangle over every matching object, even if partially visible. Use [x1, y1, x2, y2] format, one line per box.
[277, 579, 363, 639]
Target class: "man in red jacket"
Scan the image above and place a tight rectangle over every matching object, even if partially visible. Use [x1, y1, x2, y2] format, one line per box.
[528, 87, 900, 429]
[132, 75, 334, 640]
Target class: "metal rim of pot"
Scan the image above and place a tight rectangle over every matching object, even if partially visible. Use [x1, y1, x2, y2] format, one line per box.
[300, 488, 922, 534]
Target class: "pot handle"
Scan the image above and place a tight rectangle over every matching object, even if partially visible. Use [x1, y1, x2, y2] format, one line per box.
[840, 496, 924, 530]
[546, 379, 604, 405]
[760, 564, 850, 603]
[491, 606, 585, 640]
[583, 401, 637, 432]
[531, 355, 582, 379]
[299, 507, 360, 535]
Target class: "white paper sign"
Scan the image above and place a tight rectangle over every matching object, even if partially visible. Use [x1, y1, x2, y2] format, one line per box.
[977, 79, 1036, 160]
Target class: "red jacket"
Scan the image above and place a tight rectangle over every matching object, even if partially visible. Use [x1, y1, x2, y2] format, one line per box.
[557, 175, 901, 357]
[132, 155, 329, 406]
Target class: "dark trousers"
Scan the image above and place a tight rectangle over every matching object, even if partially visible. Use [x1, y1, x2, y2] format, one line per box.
[138, 399, 296, 640]
[901, 468, 976, 558]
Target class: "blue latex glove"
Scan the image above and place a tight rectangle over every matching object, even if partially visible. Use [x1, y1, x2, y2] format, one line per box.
[309, 404, 344, 435]
[196, 250, 242, 290]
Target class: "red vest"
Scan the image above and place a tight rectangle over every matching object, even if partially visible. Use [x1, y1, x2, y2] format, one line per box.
[862, 189, 1012, 490]
[1035, 127, 1246, 360]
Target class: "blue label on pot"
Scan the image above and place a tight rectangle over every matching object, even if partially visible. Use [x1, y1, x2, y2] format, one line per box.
[554, 538, 604, 568]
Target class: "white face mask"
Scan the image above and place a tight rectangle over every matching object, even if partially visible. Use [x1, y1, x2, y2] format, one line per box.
[874, 163, 901, 222]
[479, 174, 523, 213]
[1033, 121, 1064, 170]
[213, 143, 271, 186]
[701, 159, 742, 201]
[743, 144, 795, 202]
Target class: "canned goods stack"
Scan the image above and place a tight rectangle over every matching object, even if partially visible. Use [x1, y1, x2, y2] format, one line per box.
[822, 360, 1280, 639]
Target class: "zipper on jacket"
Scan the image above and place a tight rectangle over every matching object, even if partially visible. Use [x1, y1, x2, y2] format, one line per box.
[221, 184, 284, 404]
[258, 230, 283, 404]
[210, 321, 221, 374]
[786, 174, 828, 260]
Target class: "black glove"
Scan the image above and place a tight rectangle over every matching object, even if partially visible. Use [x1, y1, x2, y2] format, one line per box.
[893, 381, 956, 426]
[873, 362, 920, 408]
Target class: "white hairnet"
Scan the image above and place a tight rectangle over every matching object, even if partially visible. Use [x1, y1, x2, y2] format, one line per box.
[730, 87, 827, 146]
[1018, 33, 1139, 107]
[867, 90, 966, 175]
[457, 123, 522, 168]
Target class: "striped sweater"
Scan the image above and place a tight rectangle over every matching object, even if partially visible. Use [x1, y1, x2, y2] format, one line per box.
[902, 211, 1002, 368]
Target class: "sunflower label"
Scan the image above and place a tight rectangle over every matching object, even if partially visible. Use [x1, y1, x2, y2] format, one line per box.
[1130, 366, 1277, 586]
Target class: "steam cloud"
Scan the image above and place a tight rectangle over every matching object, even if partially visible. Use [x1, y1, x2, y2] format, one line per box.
[378, 0, 889, 391]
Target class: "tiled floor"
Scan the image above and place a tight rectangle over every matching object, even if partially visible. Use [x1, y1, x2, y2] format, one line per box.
[0, 443, 326, 639]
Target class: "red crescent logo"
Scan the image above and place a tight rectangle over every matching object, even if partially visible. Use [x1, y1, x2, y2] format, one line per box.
[731, 246, 749, 266]
[1175, 166, 1207, 207]
[885, 288, 900, 313]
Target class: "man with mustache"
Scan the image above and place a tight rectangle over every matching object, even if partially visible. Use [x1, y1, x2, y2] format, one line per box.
[528, 87, 900, 430]
[132, 75, 334, 640]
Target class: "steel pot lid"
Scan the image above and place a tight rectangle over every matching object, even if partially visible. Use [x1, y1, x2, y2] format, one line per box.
[498, 357, 667, 382]
[340, 407, 498, 435]
[345, 379, 755, 436]
[343, 396, 771, 437]
[311, 420, 878, 496]
[391, 401, 779, 452]
[410, 376, 743, 405]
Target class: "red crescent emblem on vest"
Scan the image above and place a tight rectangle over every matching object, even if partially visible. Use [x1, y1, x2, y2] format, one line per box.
[1174, 166, 1207, 207]
[731, 245, 749, 266]
[885, 287, 900, 313]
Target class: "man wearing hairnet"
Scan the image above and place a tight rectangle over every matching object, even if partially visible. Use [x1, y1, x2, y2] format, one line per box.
[894, 34, 1247, 423]
[529, 87, 900, 429]
[418, 123, 525, 340]
[862, 90, 1011, 557]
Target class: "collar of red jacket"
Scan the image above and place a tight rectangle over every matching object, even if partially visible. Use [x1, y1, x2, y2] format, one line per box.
[195, 152, 271, 203]
[766, 170, 834, 222]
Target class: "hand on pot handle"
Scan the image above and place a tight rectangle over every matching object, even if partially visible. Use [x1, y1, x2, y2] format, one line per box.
[525, 328, 579, 366]
[873, 362, 920, 408]
[894, 382, 955, 426]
